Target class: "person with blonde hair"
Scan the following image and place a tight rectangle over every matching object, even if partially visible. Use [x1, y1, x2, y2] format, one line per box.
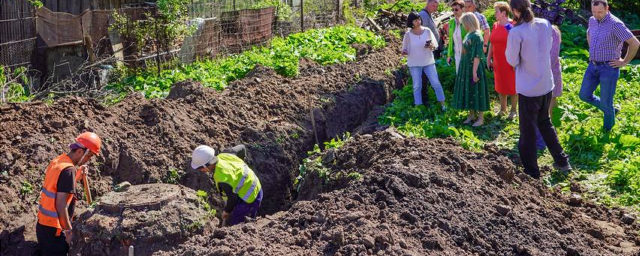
[487, 1, 517, 119]
[464, 0, 491, 53]
[452, 13, 490, 126]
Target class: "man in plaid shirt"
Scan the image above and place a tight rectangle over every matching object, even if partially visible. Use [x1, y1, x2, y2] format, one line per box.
[580, 0, 639, 132]
[464, 0, 491, 53]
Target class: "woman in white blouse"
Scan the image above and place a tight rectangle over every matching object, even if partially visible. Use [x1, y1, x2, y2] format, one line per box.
[402, 12, 446, 111]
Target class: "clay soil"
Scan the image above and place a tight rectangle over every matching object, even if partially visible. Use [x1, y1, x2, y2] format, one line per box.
[0, 30, 638, 256]
[0, 34, 404, 255]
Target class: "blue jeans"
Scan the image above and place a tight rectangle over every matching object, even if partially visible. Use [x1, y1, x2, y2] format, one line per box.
[579, 62, 619, 131]
[409, 65, 445, 105]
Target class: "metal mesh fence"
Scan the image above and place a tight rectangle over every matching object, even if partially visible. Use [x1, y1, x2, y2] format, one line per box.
[0, 0, 36, 69]
[116, 0, 346, 71]
[0, 0, 349, 75]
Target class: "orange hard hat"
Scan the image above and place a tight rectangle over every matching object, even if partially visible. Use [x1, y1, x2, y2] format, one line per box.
[75, 132, 102, 155]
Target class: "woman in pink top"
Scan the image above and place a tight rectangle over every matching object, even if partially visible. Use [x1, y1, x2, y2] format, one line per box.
[549, 25, 563, 116]
[487, 1, 517, 119]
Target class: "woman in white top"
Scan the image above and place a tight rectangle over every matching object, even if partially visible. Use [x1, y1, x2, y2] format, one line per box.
[402, 12, 446, 110]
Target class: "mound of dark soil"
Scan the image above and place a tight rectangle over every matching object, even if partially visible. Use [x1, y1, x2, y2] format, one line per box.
[0, 33, 404, 255]
[71, 184, 215, 256]
[156, 130, 640, 256]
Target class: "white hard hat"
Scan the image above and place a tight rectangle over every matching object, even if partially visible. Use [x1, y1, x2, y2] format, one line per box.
[191, 145, 217, 169]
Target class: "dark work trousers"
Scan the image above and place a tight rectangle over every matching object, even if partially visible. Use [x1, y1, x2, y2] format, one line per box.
[36, 223, 69, 256]
[229, 189, 263, 226]
[421, 72, 430, 104]
[518, 92, 569, 177]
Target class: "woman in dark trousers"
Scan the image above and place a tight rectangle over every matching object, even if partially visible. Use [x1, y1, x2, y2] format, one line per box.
[505, 0, 571, 178]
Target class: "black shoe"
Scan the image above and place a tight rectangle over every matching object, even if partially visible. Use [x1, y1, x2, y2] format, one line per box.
[553, 162, 572, 175]
[525, 171, 541, 179]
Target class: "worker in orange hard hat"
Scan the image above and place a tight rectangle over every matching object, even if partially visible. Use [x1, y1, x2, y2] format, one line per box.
[35, 132, 101, 256]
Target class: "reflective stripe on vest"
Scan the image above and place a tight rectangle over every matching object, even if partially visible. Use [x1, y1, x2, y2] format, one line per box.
[242, 181, 259, 202]
[41, 188, 56, 198]
[233, 165, 250, 194]
[37, 154, 75, 230]
[39, 204, 59, 218]
[214, 153, 262, 204]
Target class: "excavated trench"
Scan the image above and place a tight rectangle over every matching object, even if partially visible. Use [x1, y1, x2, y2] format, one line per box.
[68, 69, 407, 255]
[0, 33, 407, 255]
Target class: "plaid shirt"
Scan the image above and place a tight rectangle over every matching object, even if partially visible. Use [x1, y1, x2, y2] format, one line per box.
[474, 12, 490, 31]
[588, 13, 634, 62]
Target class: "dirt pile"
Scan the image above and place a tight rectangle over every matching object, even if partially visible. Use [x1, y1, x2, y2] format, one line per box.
[157, 130, 640, 256]
[0, 33, 404, 255]
[71, 184, 214, 255]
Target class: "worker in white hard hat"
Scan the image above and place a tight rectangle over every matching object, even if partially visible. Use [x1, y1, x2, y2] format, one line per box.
[191, 144, 263, 226]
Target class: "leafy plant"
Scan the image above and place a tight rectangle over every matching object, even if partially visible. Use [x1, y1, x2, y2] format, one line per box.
[20, 181, 34, 197]
[163, 168, 183, 184]
[185, 221, 203, 232]
[27, 0, 43, 8]
[252, 0, 293, 21]
[108, 26, 385, 99]
[1, 66, 34, 103]
[109, 0, 195, 53]
[195, 190, 212, 211]
[324, 132, 351, 150]
[368, 0, 424, 16]
[347, 172, 362, 180]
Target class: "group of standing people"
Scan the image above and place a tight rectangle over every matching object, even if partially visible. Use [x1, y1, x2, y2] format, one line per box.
[402, 0, 639, 178]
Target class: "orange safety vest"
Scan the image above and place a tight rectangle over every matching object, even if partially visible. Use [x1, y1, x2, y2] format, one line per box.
[37, 154, 75, 231]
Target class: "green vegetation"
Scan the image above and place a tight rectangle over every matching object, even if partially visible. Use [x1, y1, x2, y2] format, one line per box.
[295, 132, 353, 191]
[347, 172, 363, 180]
[195, 190, 216, 216]
[251, 0, 293, 21]
[379, 19, 640, 211]
[1, 66, 34, 103]
[27, 0, 43, 8]
[20, 181, 34, 197]
[110, 0, 195, 53]
[324, 132, 351, 151]
[163, 168, 183, 184]
[108, 26, 385, 100]
[376, 0, 424, 14]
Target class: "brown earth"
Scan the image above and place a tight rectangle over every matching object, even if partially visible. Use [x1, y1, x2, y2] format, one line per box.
[155, 130, 640, 256]
[1, 28, 638, 256]
[71, 184, 216, 256]
[0, 33, 405, 255]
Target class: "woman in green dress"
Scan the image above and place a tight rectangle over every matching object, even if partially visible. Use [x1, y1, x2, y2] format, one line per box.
[452, 13, 490, 127]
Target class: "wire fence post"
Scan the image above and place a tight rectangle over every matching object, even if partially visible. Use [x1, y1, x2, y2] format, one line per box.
[154, 12, 161, 76]
[336, 0, 341, 24]
[301, 0, 304, 32]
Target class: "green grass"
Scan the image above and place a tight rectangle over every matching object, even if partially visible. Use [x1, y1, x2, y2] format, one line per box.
[107, 26, 386, 101]
[379, 21, 640, 212]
